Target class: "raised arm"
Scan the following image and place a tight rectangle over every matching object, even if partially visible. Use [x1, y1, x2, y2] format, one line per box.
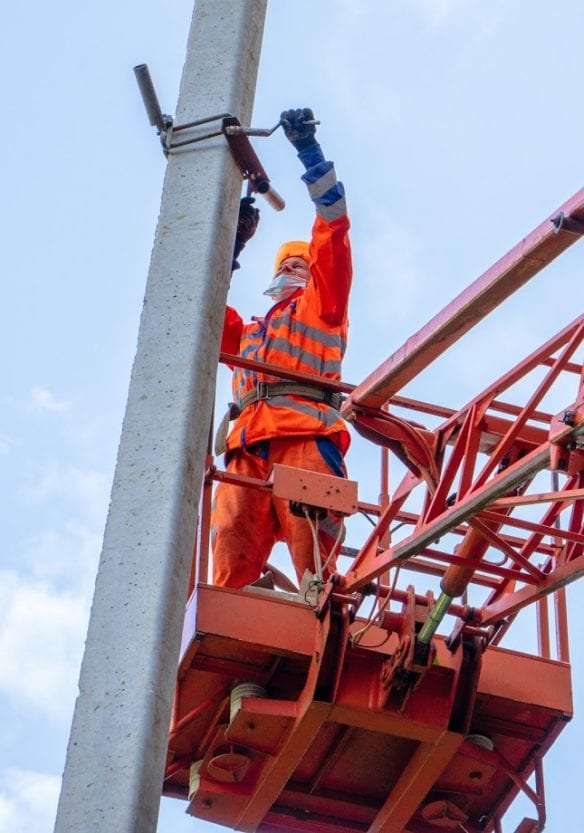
[281, 108, 352, 326]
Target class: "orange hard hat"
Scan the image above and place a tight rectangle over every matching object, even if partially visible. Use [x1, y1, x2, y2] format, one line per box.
[274, 240, 310, 272]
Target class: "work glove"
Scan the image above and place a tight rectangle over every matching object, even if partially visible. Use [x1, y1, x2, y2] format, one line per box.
[280, 108, 317, 151]
[232, 196, 260, 270]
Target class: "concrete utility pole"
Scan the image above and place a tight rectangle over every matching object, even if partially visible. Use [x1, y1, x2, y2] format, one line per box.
[54, 2, 267, 831]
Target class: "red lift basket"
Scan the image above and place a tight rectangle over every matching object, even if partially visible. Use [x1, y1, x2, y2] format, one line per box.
[164, 187, 584, 832]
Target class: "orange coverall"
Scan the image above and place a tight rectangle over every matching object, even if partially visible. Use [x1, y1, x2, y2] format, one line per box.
[212, 159, 352, 588]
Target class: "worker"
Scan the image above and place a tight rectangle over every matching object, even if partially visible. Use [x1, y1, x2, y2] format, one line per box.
[211, 108, 352, 589]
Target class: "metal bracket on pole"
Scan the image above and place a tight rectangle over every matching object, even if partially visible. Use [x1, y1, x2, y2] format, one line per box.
[133, 63, 286, 210]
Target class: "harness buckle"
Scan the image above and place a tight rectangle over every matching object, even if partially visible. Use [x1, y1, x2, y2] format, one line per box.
[329, 391, 345, 411]
[256, 381, 272, 400]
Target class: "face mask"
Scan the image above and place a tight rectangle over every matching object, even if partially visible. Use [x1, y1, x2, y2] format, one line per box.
[263, 272, 307, 302]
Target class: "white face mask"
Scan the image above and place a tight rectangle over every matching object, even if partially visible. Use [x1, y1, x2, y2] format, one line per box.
[263, 272, 307, 302]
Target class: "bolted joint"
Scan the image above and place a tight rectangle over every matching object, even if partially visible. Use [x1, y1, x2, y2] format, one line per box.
[561, 410, 576, 427]
[551, 211, 584, 236]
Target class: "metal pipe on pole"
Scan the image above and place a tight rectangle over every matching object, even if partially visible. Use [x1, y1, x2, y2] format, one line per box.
[54, 2, 267, 831]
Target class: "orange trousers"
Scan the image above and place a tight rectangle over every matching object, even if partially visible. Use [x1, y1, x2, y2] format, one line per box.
[211, 437, 345, 588]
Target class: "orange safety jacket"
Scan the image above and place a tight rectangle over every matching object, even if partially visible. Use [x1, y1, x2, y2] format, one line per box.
[221, 200, 352, 455]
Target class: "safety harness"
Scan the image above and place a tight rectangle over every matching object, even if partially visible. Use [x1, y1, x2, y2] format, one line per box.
[214, 381, 344, 455]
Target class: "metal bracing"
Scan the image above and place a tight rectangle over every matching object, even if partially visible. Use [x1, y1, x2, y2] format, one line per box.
[212, 304, 584, 631]
[343, 314, 584, 623]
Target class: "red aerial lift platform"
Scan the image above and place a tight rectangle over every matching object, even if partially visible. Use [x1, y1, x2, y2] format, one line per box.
[163, 187, 584, 832]
[165, 584, 570, 833]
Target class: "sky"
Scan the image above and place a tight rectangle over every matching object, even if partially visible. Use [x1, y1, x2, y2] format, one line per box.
[2, 1, 584, 832]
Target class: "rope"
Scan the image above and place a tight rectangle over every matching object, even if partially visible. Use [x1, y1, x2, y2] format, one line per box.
[322, 520, 344, 575]
[351, 564, 401, 647]
[303, 507, 323, 582]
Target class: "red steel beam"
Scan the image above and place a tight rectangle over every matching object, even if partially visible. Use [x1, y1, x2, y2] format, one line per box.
[353, 506, 555, 556]
[345, 401, 584, 592]
[480, 551, 584, 625]
[345, 188, 584, 409]
[491, 488, 584, 509]
[345, 442, 551, 591]
[368, 734, 462, 833]
[234, 701, 332, 832]
[234, 615, 332, 832]
[478, 508, 584, 546]
[220, 351, 355, 394]
[436, 314, 583, 437]
[220, 352, 455, 420]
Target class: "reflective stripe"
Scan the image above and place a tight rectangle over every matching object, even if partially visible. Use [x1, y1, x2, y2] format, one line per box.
[270, 316, 345, 350]
[241, 342, 261, 359]
[231, 377, 251, 401]
[267, 395, 342, 428]
[306, 167, 338, 200]
[248, 324, 265, 336]
[301, 159, 333, 185]
[316, 436, 346, 478]
[234, 369, 252, 399]
[225, 190, 350, 450]
[268, 338, 342, 375]
[315, 197, 347, 222]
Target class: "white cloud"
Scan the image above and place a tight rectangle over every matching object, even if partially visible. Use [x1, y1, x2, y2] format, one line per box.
[23, 522, 102, 592]
[0, 768, 60, 833]
[22, 465, 110, 526]
[28, 387, 70, 414]
[0, 572, 89, 723]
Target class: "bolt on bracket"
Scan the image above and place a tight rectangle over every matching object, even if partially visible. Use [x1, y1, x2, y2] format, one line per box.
[551, 211, 584, 236]
[133, 63, 286, 210]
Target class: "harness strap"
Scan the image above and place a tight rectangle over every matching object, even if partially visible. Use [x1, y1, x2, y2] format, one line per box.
[214, 381, 345, 456]
[239, 381, 344, 413]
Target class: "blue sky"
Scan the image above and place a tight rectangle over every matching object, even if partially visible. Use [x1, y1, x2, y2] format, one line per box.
[2, 1, 583, 831]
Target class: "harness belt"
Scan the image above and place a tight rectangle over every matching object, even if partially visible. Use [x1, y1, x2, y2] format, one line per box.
[239, 380, 344, 413]
[214, 381, 345, 456]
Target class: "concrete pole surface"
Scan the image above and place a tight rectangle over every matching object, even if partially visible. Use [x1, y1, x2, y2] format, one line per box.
[54, 2, 267, 831]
